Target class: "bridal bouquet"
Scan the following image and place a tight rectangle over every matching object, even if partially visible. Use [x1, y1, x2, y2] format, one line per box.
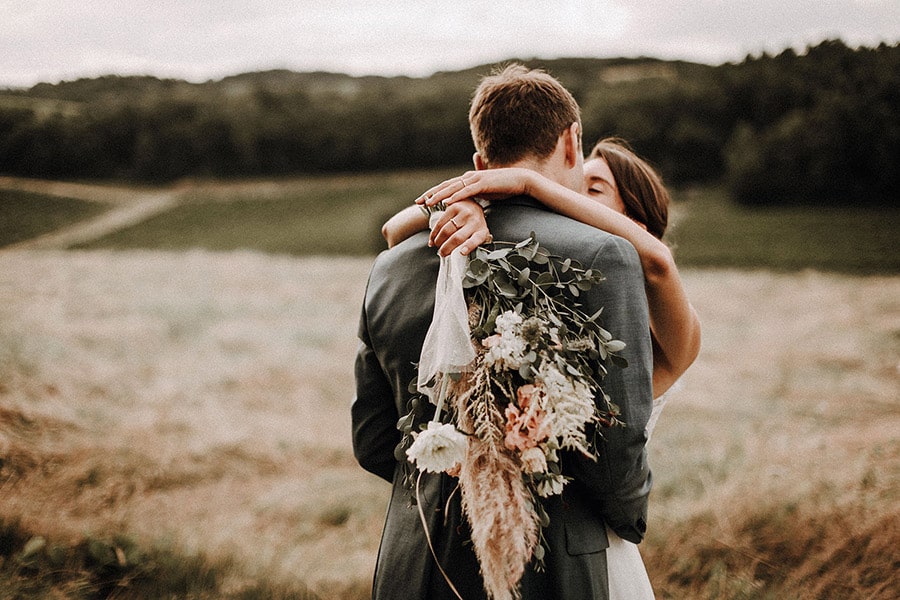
[396, 232, 626, 600]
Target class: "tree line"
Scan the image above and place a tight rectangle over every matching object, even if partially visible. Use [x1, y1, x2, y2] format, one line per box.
[0, 39, 897, 206]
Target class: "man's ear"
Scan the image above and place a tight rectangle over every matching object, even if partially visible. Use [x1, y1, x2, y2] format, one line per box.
[563, 122, 581, 168]
[473, 152, 486, 170]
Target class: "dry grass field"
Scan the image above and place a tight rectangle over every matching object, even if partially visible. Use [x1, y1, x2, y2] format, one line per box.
[0, 247, 897, 599]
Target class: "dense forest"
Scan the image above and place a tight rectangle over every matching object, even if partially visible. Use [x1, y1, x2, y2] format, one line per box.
[0, 39, 897, 206]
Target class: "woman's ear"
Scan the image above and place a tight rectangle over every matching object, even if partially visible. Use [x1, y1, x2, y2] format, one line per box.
[473, 152, 486, 170]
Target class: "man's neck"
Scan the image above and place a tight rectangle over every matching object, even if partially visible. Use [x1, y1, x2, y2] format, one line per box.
[503, 157, 578, 193]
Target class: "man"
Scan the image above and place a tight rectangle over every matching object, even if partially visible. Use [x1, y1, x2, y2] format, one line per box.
[353, 65, 653, 600]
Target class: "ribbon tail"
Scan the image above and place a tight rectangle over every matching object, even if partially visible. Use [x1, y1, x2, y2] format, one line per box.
[417, 249, 476, 407]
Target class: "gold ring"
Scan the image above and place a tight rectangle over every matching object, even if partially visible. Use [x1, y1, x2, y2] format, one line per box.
[450, 217, 460, 231]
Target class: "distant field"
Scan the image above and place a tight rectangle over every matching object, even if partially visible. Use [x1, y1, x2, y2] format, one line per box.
[73, 170, 462, 256]
[0, 189, 110, 246]
[669, 186, 900, 274]
[2, 172, 897, 273]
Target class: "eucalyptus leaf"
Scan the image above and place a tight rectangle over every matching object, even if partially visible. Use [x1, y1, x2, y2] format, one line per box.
[606, 340, 627, 352]
[394, 444, 408, 462]
[468, 258, 490, 278]
[517, 267, 531, 286]
[517, 244, 537, 260]
[536, 272, 555, 286]
[536, 503, 551, 527]
[507, 254, 529, 270]
[397, 413, 414, 431]
[611, 354, 629, 368]
[493, 271, 518, 297]
[586, 307, 604, 323]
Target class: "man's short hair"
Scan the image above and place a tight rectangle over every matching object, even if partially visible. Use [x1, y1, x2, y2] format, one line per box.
[469, 64, 581, 168]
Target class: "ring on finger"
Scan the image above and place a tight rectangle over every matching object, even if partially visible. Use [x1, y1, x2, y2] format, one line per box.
[449, 217, 461, 231]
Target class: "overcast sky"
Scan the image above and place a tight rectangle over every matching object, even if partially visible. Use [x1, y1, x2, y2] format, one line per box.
[2, 0, 898, 88]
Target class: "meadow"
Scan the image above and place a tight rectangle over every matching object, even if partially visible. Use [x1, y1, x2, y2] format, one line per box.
[0, 173, 897, 599]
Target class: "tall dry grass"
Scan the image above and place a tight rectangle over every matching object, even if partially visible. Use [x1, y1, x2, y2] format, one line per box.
[643, 270, 899, 598]
[0, 250, 897, 598]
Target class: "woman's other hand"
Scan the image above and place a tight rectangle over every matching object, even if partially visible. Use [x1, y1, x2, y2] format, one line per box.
[428, 199, 492, 257]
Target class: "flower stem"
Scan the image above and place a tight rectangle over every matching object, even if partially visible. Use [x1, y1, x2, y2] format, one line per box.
[433, 374, 451, 422]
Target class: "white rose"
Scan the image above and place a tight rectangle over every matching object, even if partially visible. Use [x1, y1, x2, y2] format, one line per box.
[521, 447, 548, 474]
[406, 422, 467, 473]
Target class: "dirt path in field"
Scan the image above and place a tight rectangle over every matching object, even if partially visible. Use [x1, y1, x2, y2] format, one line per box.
[0, 176, 184, 250]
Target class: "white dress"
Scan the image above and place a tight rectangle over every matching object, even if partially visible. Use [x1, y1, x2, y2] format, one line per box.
[605, 390, 672, 599]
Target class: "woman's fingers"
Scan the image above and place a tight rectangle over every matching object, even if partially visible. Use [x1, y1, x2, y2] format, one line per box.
[417, 172, 480, 206]
[428, 200, 491, 256]
[442, 227, 493, 257]
[428, 211, 464, 250]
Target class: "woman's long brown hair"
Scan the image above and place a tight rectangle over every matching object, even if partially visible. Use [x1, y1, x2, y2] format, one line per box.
[588, 137, 670, 240]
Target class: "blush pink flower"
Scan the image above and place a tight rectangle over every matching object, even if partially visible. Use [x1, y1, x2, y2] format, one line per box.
[504, 385, 551, 452]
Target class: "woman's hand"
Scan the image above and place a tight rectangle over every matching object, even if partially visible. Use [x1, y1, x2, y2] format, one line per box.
[416, 168, 535, 208]
[428, 199, 492, 257]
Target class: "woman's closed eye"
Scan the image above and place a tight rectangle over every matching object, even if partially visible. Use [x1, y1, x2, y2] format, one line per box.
[587, 182, 615, 198]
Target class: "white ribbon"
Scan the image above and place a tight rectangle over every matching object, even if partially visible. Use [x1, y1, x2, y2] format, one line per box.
[417, 213, 477, 414]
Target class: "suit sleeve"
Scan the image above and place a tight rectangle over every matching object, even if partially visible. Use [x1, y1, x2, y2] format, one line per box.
[570, 234, 653, 544]
[351, 290, 401, 483]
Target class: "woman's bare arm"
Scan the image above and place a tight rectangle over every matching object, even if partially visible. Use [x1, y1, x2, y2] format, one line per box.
[382, 205, 428, 248]
[423, 169, 701, 397]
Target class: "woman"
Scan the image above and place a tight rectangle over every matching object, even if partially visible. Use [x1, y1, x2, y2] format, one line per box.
[383, 138, 700, 599]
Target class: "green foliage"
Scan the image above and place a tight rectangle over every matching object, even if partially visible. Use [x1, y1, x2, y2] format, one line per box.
[463, 235, 627, 374]
[723, 41, 900, 206]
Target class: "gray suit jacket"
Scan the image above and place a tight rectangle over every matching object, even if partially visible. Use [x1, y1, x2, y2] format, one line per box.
[353, 197, 653, 600]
